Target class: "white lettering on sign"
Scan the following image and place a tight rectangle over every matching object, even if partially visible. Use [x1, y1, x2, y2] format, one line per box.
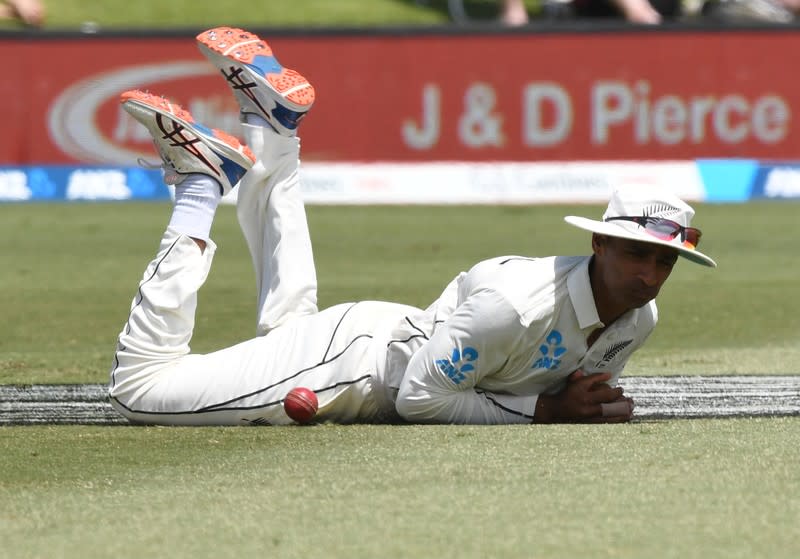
[459, 83, 504, 148]
[751, 96, 789, 144]
[401, 80, 791, 152]
[523, 82, 572, 147]
[66, 170, 131, 200]
[402, 84, 441, 150]
[0, 170, 31, 201]
[592, 80, 790, 146]
[592, 81, 634, 144]
[764, 168, 800, 198]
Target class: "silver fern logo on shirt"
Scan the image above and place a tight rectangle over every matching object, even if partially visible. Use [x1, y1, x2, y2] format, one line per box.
[595, 340, 633, 368]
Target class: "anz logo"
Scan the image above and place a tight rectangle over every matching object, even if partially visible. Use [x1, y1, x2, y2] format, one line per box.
[532, 330, 567, 371]
[436, 347, 479, 385]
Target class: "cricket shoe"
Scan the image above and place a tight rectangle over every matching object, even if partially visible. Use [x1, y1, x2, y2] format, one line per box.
[121, 90, 255, 196]
[196, 26, 315, 136]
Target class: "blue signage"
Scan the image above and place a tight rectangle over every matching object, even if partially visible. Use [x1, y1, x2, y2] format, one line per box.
[0, 166, 171, 202]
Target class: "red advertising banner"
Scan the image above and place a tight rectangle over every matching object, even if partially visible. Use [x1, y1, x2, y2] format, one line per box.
[2, 30, 799, 164]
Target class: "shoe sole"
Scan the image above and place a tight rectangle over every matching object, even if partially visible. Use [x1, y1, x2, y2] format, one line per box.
[121, 90, 255, 169]
[196, 26, 315, 113]
[121, 90, 255, 192]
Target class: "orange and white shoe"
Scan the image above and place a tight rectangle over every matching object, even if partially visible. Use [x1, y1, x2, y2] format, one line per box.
[196, 26, 315, 136]
[121, 90, 255, 195]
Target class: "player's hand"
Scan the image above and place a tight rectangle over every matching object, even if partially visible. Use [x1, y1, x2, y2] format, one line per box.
[535, 369, 634, 423]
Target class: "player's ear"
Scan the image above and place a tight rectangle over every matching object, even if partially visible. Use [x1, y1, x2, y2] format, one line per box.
[591, 233, 607, 255]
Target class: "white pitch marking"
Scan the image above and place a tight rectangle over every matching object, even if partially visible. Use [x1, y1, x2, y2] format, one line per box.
[2, 377, 800, 424]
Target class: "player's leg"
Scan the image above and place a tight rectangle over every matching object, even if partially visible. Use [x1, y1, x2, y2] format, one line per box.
[114, 300, 401, 426]
[109, 90, 254, 415]
[109, 90, 403, 427]
[197, 27, 317, 336]
[237, 129, 317, 336]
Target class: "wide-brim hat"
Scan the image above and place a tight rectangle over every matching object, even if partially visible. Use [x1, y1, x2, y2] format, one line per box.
[564, 186, 716, 267]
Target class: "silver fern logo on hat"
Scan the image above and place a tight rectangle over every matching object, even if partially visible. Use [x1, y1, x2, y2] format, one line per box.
[564, 186, 716, 267]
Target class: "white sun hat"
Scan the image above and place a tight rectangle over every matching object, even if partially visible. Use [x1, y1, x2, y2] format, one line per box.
[564, 186, 716, 267]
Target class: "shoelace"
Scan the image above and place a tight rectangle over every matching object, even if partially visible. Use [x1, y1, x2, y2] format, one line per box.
[136, 157, 184, 186]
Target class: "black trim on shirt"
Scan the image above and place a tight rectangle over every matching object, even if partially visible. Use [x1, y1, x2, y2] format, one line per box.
[476, 389, 535, 420]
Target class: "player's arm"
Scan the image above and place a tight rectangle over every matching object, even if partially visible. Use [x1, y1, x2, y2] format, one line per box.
[551, 311, 657, 423]
[395, 289, 542, 424]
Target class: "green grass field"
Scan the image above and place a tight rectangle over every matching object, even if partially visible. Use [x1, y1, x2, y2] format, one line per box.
[2, 420, 799, 558]
[2, 201, 799, 385]
[1, 0, 544, 29]
[1, 202, 799, 558]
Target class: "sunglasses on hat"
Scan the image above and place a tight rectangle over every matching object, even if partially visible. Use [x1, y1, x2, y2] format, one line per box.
[605, 216, 702, 249]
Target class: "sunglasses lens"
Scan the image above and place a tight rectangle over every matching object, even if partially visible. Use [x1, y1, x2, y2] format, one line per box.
[683, 228, 702, 249]
[645, 219, 683, 241]
[606, 217, 702, 250]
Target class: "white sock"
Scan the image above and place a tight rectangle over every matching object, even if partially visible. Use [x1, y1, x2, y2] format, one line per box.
[243, 112, 274, 129]
[167, 173, 222, 242]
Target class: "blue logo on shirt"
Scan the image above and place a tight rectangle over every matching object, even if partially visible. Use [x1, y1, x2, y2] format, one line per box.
[436, 347, 479, 385]
[532, 330, 567, 370]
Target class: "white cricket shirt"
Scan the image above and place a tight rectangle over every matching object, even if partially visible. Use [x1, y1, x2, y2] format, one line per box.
[382, 255, 657, 424]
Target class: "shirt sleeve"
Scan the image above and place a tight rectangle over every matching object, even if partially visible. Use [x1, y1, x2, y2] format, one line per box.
[590, 304, 658, 388]
[395, 288, 541, 424]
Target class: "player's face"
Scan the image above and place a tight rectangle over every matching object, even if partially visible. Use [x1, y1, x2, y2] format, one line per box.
[592, 235, 678, 312]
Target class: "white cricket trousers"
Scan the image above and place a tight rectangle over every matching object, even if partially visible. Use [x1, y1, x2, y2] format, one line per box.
[108, 126, 413, 425]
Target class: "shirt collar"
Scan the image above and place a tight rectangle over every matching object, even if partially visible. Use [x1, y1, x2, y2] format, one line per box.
[567, 256, 604, 330]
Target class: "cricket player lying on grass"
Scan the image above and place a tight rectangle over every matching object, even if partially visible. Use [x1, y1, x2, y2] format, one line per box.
[108, 27, 716, 427]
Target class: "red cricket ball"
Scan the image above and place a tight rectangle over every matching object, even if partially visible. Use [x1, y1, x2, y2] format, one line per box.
[283, 387, 319, 424]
